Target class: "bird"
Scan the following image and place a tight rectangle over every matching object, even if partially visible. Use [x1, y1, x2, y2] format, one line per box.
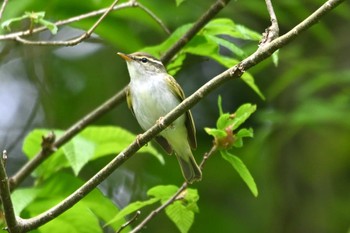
[118, 52, 202, 183]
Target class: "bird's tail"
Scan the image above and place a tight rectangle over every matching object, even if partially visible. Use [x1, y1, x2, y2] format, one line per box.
[175, 147, 202, 184]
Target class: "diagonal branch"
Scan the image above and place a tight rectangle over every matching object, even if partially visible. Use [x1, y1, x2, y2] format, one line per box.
[129, 145, 217, 233]
[135, 2, 170, 35]
[15, 0, 344, 231]
[161, 0, 231, 64]
[9, 87, 127, 190]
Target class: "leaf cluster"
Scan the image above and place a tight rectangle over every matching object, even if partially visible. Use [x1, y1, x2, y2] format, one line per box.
[205, 96, 258, 197]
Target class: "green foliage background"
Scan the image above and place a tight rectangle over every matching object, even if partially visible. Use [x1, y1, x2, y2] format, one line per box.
[1, 0, 349, 232]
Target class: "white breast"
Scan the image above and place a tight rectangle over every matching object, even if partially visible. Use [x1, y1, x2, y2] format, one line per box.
[130, 74, 184, 131]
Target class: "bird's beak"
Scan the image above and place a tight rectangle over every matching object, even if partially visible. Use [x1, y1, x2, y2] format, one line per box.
[117, 52, 132, 61]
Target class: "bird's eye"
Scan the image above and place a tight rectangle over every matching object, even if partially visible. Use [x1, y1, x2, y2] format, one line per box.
[140, 57, 148, 63]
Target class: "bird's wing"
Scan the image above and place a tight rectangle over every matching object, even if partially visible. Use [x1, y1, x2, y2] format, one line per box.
[166, 75, 197, 149]
[126, 85, 135, 116]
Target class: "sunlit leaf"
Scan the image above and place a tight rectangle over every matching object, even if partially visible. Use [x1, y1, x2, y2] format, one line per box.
[148, 185, 179, 199]
[106, 198, 159, 225]
[204, 128, 227, 138]
[234, 128, 254, 148]
[221, 151, 258, 197]
[241, 72, 265, 100]
[272, 50, 279, 67]
[1, 15, 26, 30]
[11, 188, 39, 216]
[39, 18, 58, 34]
[175, 0, 187, 6]
[229, 104, 257, 130]
[62, 135, 95, 175]
[166, 202, 194, 233]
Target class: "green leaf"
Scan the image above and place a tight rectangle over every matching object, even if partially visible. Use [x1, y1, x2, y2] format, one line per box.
[106, 198, 159, 225]
[143, 24, 193, 56]
[11, 188, 39, 216]
[20, 172, 122, 232]
[203, 18, 261, 41]
[22, 126, 164, 180]
[241, 72, 265, 100]
[216, 113, 231, 130]
[175, 0, 186, 6]
[80, 126, 164, 164]
[229, 104, 257, 130]
[1, 15, 26, 30]
[1, 11, 57, 34]
[218, 95, 223, 115]
[206, 35, 246, 58]
[38, 18, 58, 34]
[221, 151, 258, 197]
[148, 185, 199, 233]
[183, 34, 219, 57]
[204, 128, 227, 138]
[147, 185, 179, 199]
[167, 53, 187, 76]
[22, 129, 69, 180]
[28, 198, 103, 233]
[24, 11, 45, 21]
[272, 50, 279, 67]
[236, 128, 254, 138]
[62, 135, 95, 175]
[234, 128, 254, 148]
[165, 201, 195, 233]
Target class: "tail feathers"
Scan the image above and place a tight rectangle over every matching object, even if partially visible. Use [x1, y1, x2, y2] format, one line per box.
[176, 153, 202, 184]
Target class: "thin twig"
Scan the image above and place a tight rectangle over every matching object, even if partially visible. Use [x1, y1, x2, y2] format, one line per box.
[130, 145, 218, 233]
[161, 0, 231, 64]
[116, 210, 141, 233]
[0, 150, 22, 233]
[14, 0, 120, 46]
[1, 0, 170, 45]
[0, 1, 134, 41]
[130, 183, 188, 233]
[0, 0, 9, 20]
[9, 86, 127, 190]
[260, 0, 279, 45]
[135, 2, 170, 35]
[7, 0, 345, 231]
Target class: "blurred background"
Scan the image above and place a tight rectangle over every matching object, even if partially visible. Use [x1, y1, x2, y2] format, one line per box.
[1, 0, 349, 232]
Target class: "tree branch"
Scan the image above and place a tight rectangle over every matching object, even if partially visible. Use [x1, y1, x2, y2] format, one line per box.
[9, 87, 127, 190]
[260, 0, 279, 45]
[135, 2, 170, 35]
[0, 150, 22, 233]
[160, 0, 231, 64]
[130, 145, 218, 233]
[116, 210, 140, 233]
[1, 0, 170, 45]
[14, 0, 121, 46]
[0, 1, 135, 41]
[13, 0, 344, 231]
